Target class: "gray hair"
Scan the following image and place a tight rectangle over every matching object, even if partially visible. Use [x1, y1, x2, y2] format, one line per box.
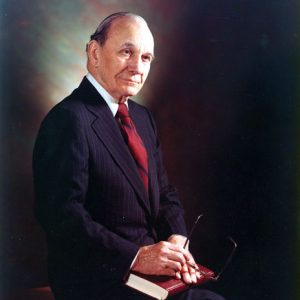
[90, 12, 145, 46]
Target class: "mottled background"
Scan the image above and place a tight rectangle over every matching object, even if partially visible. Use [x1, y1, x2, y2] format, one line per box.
[0, 1, 299, 299]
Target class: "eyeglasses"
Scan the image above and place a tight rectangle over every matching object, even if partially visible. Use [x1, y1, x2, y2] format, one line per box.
[209, 236, 237, 281]
[185, 215, 237, 281]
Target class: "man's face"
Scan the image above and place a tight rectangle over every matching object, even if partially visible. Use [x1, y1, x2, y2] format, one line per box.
[93, 17, 154, 102]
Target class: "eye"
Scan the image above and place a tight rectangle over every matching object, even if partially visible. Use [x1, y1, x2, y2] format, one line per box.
[121, 48, 132, 56]
[142, 54, 153, 63]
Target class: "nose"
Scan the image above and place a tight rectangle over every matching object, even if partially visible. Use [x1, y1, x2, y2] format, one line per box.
[128, 55, 145, 74]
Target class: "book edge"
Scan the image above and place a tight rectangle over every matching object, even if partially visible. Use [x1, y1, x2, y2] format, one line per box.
[125, 273, 169, 300]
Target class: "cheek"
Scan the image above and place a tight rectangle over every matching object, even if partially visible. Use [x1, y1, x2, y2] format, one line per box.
[112, 59, 128, 74]
[100, 57, 120, 80]
[144, 65, 151, 77]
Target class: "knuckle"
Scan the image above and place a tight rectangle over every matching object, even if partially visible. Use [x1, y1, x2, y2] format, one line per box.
[160, 247, 168, 255]
[158, 247, 164, 254]
[160, 241, 168, 247]
[160, 257, 167, 265]
[179, 253, 185, 263]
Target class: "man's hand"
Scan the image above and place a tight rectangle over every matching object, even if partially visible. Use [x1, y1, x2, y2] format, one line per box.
[131, 241, 190, 277]
[168, 235, 201, 284]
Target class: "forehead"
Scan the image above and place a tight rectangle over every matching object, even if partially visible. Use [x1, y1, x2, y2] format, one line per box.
[105, 17, 154, 52]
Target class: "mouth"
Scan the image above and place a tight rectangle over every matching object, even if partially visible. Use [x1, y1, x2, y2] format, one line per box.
[120, 78, 141, 86]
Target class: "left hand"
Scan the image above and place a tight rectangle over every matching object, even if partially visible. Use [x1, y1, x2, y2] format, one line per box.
[168, 235, 201, 284]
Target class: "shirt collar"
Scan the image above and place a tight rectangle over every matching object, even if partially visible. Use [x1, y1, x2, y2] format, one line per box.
[86, 73, 128, 116]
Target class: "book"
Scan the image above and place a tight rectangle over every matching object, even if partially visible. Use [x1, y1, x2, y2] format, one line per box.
[124, 264, 215, 300]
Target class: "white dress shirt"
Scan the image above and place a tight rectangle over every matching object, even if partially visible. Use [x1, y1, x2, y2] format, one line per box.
[86, 73, 128, 116]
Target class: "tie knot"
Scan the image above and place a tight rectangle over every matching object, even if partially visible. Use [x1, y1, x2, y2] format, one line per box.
[117, 103, 129, 118]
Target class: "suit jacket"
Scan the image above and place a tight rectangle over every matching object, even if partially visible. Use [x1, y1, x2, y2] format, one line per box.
[33, 77, 187, 297]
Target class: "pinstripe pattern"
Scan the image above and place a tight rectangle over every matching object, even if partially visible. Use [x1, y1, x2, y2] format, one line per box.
[33, 77, 187, 297]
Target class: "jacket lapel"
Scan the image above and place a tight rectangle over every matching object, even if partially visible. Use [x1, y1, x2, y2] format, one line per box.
[78, 78, 151, 215]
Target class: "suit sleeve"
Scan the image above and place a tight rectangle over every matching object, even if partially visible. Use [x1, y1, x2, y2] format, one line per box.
[146, 109, 188, 241]
[33, 106, 139, 277]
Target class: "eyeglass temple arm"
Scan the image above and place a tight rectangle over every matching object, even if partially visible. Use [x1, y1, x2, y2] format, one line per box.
[209, 236, 237, 281]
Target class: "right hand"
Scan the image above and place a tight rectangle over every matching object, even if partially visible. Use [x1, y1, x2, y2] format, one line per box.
[167, 235, 201, 284]
[131, 241, 189, 277]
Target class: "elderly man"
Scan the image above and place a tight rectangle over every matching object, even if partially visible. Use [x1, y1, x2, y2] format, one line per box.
[33, 12, 225, 300]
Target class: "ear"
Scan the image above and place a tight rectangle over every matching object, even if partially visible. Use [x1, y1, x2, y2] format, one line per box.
[87, 40, 101, 67]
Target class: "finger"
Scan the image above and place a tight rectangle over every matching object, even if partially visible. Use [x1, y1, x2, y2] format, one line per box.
[165, 260, 182, 272]
[184, 251, 196, 264]
[181, 248, 195, 263]
[185, 252, 200, 275]
[166, 249, 186, 266]
[181, 263, 191, 283]
[186, 261, 199, 270]
[189, 265, 196, 274]
[175, 271, 181, 279]
[189, 266, 197, 283]
[168, 245, 193, 265]
[187, 261, 201, 279]
[186, 262, 201, 279]
[182, 270, 192, 284]
[167, 242, 187, 253]
[157, 242, 187, 265]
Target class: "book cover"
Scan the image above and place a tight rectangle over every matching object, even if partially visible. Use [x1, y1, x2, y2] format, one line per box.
[125, 264, 215, 300]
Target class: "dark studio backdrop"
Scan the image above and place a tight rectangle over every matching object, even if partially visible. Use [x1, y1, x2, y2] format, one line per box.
[0, 1, 299, 300]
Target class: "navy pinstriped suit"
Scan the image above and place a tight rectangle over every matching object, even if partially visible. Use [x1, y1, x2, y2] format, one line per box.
[33, 78, 224, 300]
[33, 77, 188, 298]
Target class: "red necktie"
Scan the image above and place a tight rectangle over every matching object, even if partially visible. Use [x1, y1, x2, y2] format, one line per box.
[116, 103, 149, 193]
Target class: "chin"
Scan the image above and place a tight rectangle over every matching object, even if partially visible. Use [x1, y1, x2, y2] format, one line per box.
[123, 87, 141, 97]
